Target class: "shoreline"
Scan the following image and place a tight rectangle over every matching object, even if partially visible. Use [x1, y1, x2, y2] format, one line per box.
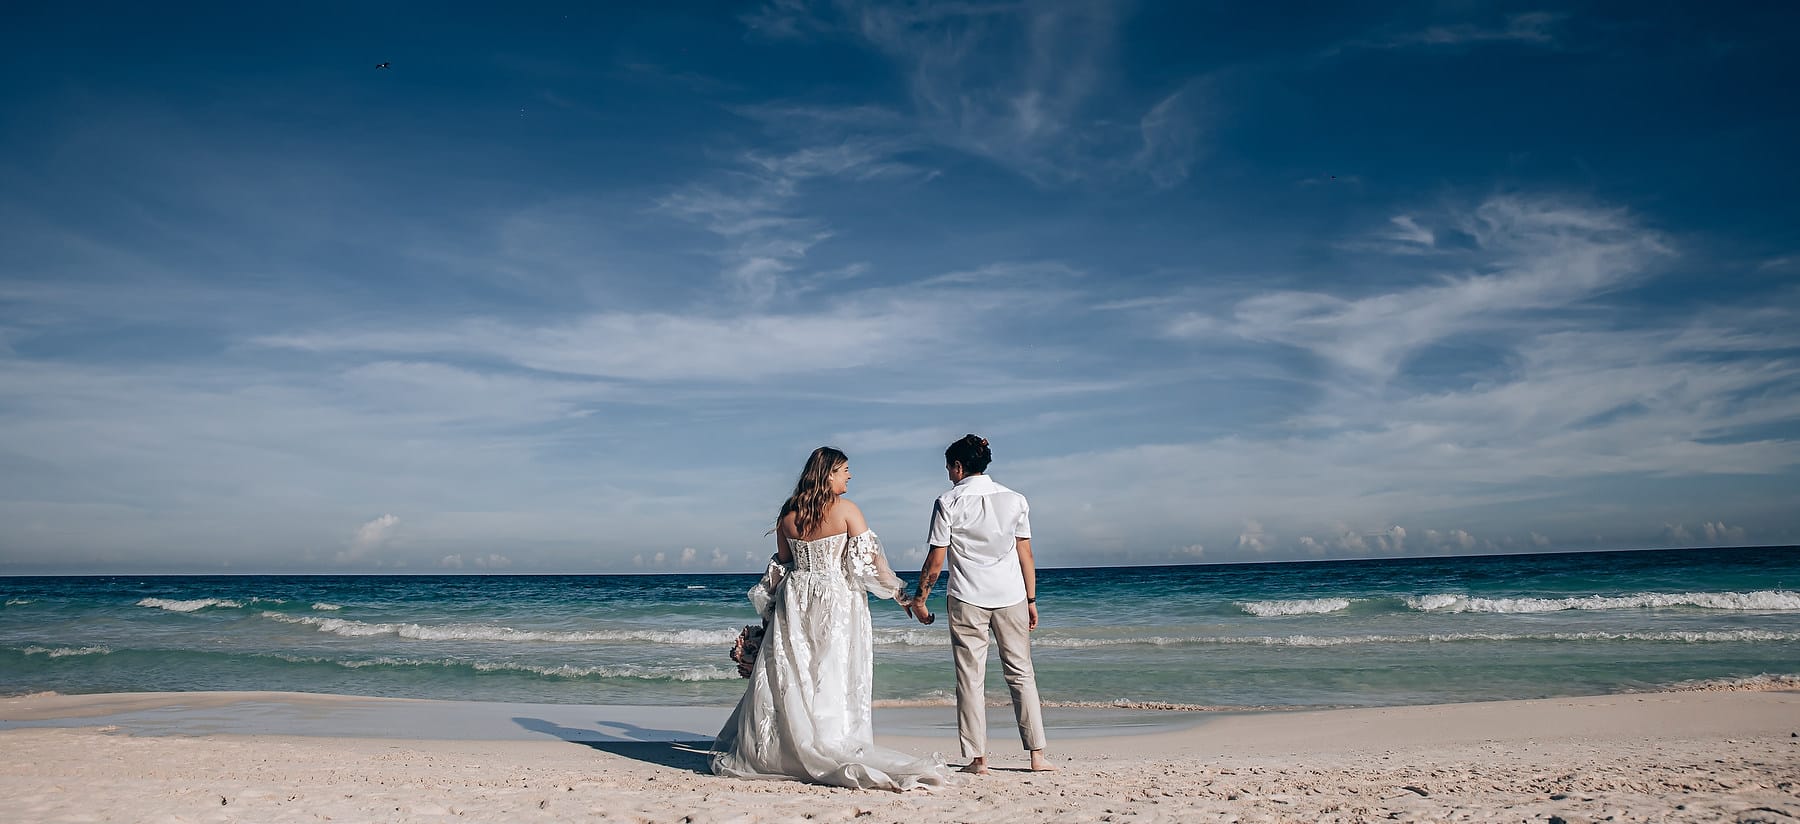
[3, 689, 1796, 822]
[0, 689, 1211, 742]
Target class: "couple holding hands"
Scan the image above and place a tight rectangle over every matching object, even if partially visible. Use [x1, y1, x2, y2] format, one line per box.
[710, 435, 1054, 790]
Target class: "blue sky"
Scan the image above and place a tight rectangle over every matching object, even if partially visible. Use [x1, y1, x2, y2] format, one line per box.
[2, 1, 1797, 574]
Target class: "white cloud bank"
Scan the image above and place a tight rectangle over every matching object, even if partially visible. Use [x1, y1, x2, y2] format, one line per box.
[1020, 195, 1800, 559]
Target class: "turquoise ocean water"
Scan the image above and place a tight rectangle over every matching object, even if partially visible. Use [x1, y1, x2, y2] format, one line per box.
[3, 546, 1797, 710]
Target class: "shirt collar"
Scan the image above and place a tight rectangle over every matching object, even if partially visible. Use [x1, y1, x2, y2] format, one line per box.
[955, 474, 996, 489]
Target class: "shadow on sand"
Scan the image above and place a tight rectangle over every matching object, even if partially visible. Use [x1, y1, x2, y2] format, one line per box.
[512, 716, 716, 774]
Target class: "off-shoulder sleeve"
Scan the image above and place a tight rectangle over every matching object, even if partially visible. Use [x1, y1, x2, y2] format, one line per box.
[747, 555, 789, 620]
[845, 530, 914, 605]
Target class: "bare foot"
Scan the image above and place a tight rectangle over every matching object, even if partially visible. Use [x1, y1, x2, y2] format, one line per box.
[1029, 750, 1059, 772]
[958, 758, 989, 775]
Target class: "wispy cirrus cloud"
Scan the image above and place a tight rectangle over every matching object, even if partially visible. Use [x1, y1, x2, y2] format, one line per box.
[742, 0, 1205, 188]
[830, 424, 965, 454]
[251, 266, 1119, 413]
[254, 286, 986, 384]
[1169, 196, 1672, 380]
[1327, 11, 1567, 55]
[1383, 215, 1436, 248]
[657, 137, 927, 303]
[1134, 82, 1210, 188]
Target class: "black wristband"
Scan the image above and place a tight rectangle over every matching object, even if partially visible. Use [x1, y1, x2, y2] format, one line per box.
[1027, 597, 1037, 603]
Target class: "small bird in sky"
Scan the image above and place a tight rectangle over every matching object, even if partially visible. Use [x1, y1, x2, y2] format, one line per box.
[376, 62, 391, 69]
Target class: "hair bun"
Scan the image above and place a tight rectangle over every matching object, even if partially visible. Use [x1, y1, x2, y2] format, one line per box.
[946, 434, 994, 473]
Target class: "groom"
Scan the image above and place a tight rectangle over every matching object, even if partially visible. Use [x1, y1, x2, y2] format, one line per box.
[907, 434, 1055, 774]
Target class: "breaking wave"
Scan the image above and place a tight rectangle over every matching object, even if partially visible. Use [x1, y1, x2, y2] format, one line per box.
[1401, 590, 1800, 614]
[1660, 673, 1800, 693]
[151, 609, 1800, 651]
[271, 654, 738, 681]
[262, 612, 740, 645]
[19, 645, 112, 658]
[1029, 629, 1800, 648]
[137, 597, 243, 612]
[1238, 598, 1354, 616]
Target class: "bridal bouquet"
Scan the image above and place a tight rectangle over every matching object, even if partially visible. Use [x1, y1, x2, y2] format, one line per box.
[730, 623, 765, 678]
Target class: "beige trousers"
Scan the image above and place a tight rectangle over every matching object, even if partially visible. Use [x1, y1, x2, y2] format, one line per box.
[947, 596, 1047, 758]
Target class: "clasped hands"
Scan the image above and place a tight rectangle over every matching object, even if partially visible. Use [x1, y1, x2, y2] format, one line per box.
[901, 590, 935, 625]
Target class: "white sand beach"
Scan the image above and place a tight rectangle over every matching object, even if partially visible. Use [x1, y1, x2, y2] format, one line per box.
[3, 688, 1797, 823]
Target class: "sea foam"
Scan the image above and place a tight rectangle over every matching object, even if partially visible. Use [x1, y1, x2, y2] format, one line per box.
[273, 653, 736, 681]
[261, 612, 740, 645]
[137, 597, 243, 612]
[1029, 629, 1800, 648]
[1663, 673, 1800, 693]
[20, 645, 112, 658]
[258, 610, 1800, 649]
[466, 661, 736, 681]
[1237, 598, 1354, 616]
[1401, 590, 1800, 613]
[872, 628, 952, 647]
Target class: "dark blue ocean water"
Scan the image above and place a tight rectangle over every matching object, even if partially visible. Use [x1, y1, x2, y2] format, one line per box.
[3, 546, 1796, 709]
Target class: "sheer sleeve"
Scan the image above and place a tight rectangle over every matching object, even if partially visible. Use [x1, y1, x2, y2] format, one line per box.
[747, 555, 789, 620]
[845, 531, 915, 605]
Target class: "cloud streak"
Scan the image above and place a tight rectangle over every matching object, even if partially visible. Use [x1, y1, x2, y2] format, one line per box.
[1169, 196, 1672, 381]
[658, 138, 927, 303]
[1328, 12, 1567, 55]
[744, 0, 1205, 187]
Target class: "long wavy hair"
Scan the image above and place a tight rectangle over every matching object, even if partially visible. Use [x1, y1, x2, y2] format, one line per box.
[778, 446, 847, 539]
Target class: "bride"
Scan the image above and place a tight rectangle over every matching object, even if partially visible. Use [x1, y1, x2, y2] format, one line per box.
[711, 447, 955, 790]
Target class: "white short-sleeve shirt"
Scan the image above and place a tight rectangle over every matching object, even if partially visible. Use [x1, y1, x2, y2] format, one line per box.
[928, 474, 1032, 609]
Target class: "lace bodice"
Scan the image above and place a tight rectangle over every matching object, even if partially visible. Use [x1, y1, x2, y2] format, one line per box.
[746, 530, 913, 619]
[788, 532, 850, 574]
[788, 531, 890, 578]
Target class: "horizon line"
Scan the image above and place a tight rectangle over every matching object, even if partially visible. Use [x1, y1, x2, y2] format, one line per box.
[2, 544, 1792, 578]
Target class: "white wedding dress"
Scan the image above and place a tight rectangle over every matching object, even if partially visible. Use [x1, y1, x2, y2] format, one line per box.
[711, 530, 955, 790]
